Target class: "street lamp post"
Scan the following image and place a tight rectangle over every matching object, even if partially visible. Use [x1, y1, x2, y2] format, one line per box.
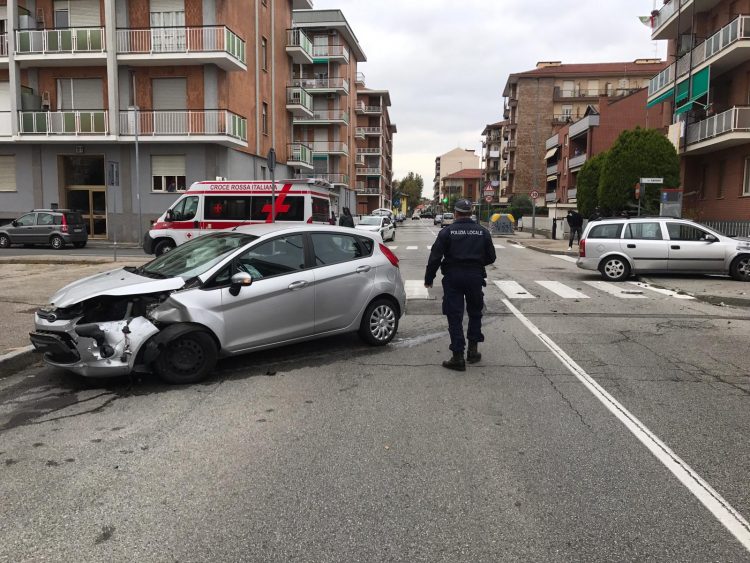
[132, 73, 142, 244]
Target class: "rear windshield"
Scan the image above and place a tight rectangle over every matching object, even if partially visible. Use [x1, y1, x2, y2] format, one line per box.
[588, 223, 624, 239]
[64, 212, 84, 225]
[311, 197, 330, 223]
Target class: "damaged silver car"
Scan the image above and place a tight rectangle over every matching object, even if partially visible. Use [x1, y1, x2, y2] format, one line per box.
[30, 224, 406, 384]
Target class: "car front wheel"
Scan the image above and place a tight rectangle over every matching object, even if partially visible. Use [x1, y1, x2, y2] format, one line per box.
[730, 254, 750, 281]
[155, 331, 218, 384]
[599, 256, 630, 282]
[0, 234, 10, 248]
[153, 239, 175, 256]
[359, 298, 398, 346]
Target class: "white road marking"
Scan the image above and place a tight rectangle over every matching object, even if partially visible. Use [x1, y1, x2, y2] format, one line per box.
[406, 246, 418, 250]
[493, 280, 535, 299]
[427, 245, 432, 250]
[583, 280, 647, 299]
[387, 246, 398, 250]
[535, 280, 589, 299]
[501, 297, 750, 553]
[405, 280, 430, 299]
[510, 244, 525, 250]
[629, 281, 695, 300]
[552, 254, 578, 263]
[494, 244, 505, 249]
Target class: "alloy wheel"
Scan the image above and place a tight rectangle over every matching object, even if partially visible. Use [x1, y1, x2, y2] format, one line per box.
[736, 257, 750, 280]
[369, 305, 396, 342]
[603, 259, 625, 280]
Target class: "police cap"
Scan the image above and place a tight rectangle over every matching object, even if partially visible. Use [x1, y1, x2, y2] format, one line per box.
[454, 199, 472, 213]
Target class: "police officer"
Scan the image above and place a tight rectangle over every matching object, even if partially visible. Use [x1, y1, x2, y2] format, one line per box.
[424, 199, 496, 371]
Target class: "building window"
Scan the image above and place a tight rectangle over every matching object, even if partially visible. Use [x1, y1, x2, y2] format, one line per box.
[744, 158, 750, 195]
[564, 134, 569, 146]
[717, 160, 725, 198]
[262, 103, 268, 135]
[261, 37, 268, 71]
[152, 155, 187, 193]
[562, 106, 572, 119]
[261, 166, 267, 180]
[0, 155, 16, 191]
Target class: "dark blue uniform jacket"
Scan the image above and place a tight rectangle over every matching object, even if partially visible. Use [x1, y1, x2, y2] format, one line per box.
[424, 218, 497, 285]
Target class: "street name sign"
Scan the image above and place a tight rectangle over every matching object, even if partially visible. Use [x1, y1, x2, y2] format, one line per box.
[640, 177, 663, 184]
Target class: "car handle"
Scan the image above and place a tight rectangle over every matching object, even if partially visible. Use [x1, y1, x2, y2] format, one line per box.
[671, 245, 680, 250]
[288, 280, 308, 291]
[355, 265, 371, 273]
[627, 244, 636, 248]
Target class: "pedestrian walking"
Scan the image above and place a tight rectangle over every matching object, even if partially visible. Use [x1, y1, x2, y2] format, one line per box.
[566, 209, 583, 250]
[338, 207, 354, 228]
[424, 199, 497, 371]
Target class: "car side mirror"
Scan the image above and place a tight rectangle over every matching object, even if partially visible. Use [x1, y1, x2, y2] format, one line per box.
[229, 271, 253, 296]
[11, 220, 17, 227]
[165, 209, 175, 222]
[705, 234, 718, 243]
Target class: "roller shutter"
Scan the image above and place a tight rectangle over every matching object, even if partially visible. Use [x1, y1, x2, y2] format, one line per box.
[151, 0, 185, 12]
[152, 155, 186, 176]
[69, 0, 100, 27]
[152, 78, 186, 110]
[0, 155, 16, 192]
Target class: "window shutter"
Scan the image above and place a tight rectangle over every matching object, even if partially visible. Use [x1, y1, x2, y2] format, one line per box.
[152, 155, 186, 176]
[151, 0, 185, 13]
[69, 0, 101, 27]
[152, 78, 187, 110]
[72, 78, 104, 110]
[0, 82, 11, 112]
[0, 155, 16, 192]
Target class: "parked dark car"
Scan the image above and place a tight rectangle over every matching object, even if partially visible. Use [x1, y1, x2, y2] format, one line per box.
[0, 209, 88, 250]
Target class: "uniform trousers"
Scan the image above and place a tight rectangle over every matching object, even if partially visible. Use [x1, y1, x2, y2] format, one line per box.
[441, 269, 485, 353]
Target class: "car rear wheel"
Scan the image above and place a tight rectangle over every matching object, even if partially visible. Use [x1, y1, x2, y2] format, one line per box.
[359, 298, 398, 346]
[50, 235, 65, 250]
[730, 255, 750, 281]
[153, 239, 175, 256]
[599, 256, 630, 282]
[390, 230, 395, 242]
[154, 331, 218, 384]
[0, 234, 9, 248]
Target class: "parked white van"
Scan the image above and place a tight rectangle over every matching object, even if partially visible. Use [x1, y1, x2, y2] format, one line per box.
[144, 179, 332, 255]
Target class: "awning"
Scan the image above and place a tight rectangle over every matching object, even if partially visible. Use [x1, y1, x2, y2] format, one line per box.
[544, 147, 558, 160]
[674, 67, 710, 115]
[675, 101, 694, 115]
[647, 87, 674, 108]
[676, 79, 689, 103]
[546, 174, 558, 181]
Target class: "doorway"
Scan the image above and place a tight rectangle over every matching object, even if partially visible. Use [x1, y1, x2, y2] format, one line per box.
[62, 155, 107, 238]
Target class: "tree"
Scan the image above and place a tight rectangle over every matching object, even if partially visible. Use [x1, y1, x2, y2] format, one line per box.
[576, 151, 607, 218]
[598, 128, 680, 215]
[395, 172, 425, 211]
[509, 194, 533, 219]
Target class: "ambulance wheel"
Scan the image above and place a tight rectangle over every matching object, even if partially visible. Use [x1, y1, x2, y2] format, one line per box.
[154, 239, 176, 256]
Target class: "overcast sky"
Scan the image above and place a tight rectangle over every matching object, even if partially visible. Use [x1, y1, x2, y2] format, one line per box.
[311, 0, 665, 196]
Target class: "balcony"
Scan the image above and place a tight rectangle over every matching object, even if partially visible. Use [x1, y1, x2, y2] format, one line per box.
[357, 126, 381, 136]
[355, 72, 366, 86]
[546, 133, 560, 150]
[0, 112, 10, 136]
[356, 184, 381, 195]
[363, 105, 382, 115]
[293, 110, 348, 125]
[15, 28, 105, 66]
[357, 147, 381, 156]
[290, 77, 349, 94]
[285, 28, 313, 64]
[567, 188, 577, 201]
[286, 87, 313, 117]
[286, 143, 313, 170]
[489, 150, 500, 158]
[569, 153, 588, 170]
[296, 173, 349, 185]
[19, 110, 108, 138]
[312, 43, 349, 63]
[116, 26, 246, 71]
[356, 167, 382, 176]
[354, 128, 365, 140]
[545, 192, 557, 203]
[0, 34, 7, 65]
[309, 141, 349, 155]
[569, 114, 599, 138]
[118, 109, 248, 147]
[546, 163, 559, 176]
[685, 106, 750, 153]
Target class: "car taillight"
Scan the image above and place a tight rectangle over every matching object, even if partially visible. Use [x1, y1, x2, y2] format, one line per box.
[60, 214, 68, 233]
[579, 239, 586, 257]
[379, 243, 399, 268]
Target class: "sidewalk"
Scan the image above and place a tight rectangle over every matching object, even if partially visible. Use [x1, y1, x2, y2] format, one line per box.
[492, 229, 579, 256]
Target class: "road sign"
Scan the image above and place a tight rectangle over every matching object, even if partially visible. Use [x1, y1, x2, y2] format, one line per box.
[530, 190, 540, 199]
[484, 195, 493, 203]
[483, 182, 494, 196]
[640, 177, 663, 184]
[266, 148, 276, 171]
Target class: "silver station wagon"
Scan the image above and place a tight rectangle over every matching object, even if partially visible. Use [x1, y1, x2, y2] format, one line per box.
[577, 217, 750, 282]
[30, 224, 406, 384]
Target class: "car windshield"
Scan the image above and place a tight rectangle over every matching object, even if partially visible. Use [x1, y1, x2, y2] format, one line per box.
[359, 216, 382, 226]
[443, 213, 454, 219]
[140, 232, 258, 279]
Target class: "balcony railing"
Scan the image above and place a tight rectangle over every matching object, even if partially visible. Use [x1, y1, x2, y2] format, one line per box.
[286, 86, 313, 115]
[357, 147, 381, 154]
[569, 153, 588, 169]
[545, 192, 557, 203]
[649, 63, 675, 96]
[356, 167, 382, 176]
[363, 105, 382, 114]
[287, 143, 313, 168]
[20, 110, 108, 135]
[546, 163, 559, 176]
[293, 110, 348, 123]
[0, 34, 7, 56]
[312, 43, 349, 62]
[16, 27, 105, 54]
[118, 109, 247, 141]
[290, 77, 349, 92]
[686, 106, 750, 145]
[355, 72, 365, 85]
[309, 141, 348, 153]
[285, 28, 313, 62]
[116, 26, 245, 64]
[567, 188, 578, 200]
[356, 184, 381, 194]
[296, 173, 349, 185]
[357, 126, 381, 136]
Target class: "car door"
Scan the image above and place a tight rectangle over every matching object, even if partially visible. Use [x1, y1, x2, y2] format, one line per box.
[10, 212, 36, 244]
[382, 217, 394, 240]
[218, 234, 315, 351]
[35, 212, 57, 245]
[310, 232, 375, 333]
[666, 222, 727, 272]
[620, 221, 668, 272]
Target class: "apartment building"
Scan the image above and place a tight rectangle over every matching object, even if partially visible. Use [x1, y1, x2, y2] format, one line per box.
[0, 0, 317, 242]
[502, 59, 667, 202]
[354, 82, 395, 214]
[481, 120, 505, 202]
[647, 0, 750, 221]
[441, 168, 482, 204]
[433, 147, 480, 204]
[544, 88, 666, 205]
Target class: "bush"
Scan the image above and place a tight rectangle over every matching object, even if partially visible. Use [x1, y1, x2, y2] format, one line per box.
[509, 194, 533, 219]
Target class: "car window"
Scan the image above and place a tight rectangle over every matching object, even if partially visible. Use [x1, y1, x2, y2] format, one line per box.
[237, 235, 305, 279]
[37, 213, 55, 226]
[15, 213, 35, 227]
[624, 222, 663, 240]
[311, 198, 330, 223]
[251, 196, 304, 221]
[312, 233, 364, 266]
[64, 212, 83, 225]
[358, 217, 382, 226]
[206, 196, 251, 221]
[667, 223, 712, 241]
[173, 196, 199, 221]
[357, 236, 374, 256]
[588, 223, 623, 239]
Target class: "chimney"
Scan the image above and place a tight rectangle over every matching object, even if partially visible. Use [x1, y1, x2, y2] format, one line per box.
[536, 61, 562, 69]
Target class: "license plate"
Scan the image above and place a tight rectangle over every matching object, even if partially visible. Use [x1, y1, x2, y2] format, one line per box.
[73, 229, 82, 232]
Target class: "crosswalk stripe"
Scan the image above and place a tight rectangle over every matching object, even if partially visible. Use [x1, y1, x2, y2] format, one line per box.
[628, 281, 695, 299]
[494, 280, 536, 299]
[583, 280, 647, 299]
[387, 246, 398, 250]
[404, 280, 430, 299]
[552, 254, 578, 263]
[427, 245, 432, 250]
[535, 280, 589, 299]
[494, 244, 505, 249]
[406, 246, 418, 250]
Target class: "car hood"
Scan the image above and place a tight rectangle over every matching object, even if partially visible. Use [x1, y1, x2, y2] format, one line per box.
[355, 225, 382, 232]
[49, 268, 185, 308]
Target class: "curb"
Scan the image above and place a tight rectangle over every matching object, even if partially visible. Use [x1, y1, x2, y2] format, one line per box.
[0, 346, 39, 377]
[640, 277, 750, 308]
[519, 243, 580, 257]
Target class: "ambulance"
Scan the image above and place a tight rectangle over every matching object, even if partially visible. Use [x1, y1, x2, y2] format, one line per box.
[144, 179, 332, 256]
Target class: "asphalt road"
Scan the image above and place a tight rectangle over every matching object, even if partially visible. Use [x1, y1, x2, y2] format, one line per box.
[1, 219, 749, 562]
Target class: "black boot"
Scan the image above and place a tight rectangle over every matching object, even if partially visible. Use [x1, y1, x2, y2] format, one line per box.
[442, 352, 466, 372]
[467, 342, 481, 364]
